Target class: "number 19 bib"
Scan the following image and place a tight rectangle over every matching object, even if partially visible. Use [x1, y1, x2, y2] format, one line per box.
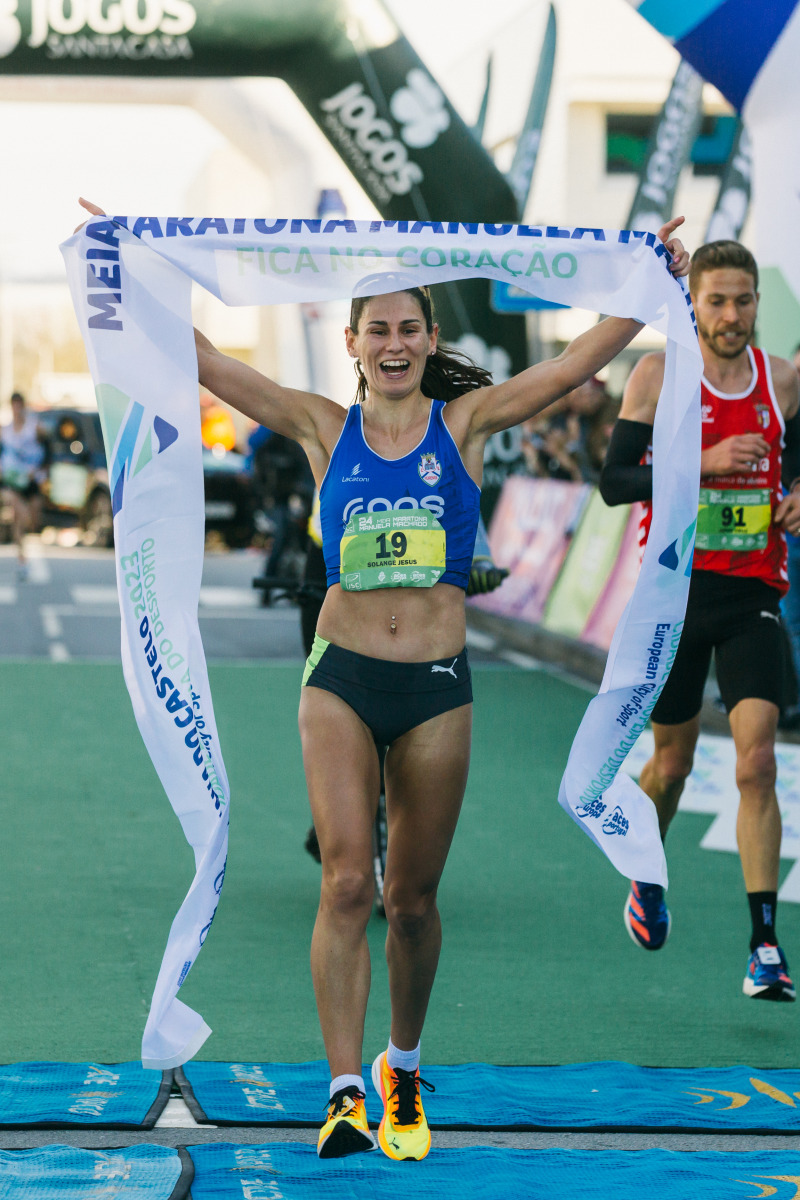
[696, 487, 771, 551]
[339, 508, 446, 591]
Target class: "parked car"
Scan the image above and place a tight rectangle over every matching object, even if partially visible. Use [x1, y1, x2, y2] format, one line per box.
[202, 445, 257, 548]
[5, 406, 257, 549]
[37, 407, 113, 546]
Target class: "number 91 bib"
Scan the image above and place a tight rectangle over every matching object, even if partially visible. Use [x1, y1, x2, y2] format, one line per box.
[696, 486, 771, 551]
[339, 508, 446, 591]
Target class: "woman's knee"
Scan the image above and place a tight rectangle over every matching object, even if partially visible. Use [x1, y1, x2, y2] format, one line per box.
[384, 882, 438, 942]
[320, 863, 374, 918]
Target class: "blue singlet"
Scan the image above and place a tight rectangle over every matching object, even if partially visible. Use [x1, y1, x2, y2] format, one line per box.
[320, 400, 481, 590]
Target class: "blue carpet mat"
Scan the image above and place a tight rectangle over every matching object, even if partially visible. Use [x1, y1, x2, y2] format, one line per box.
[0, 1145, 191, 1199]
[176, 1060, 800, 1132]
[186, 1143, 800, 1199]
[0, 1063, 171, 1128]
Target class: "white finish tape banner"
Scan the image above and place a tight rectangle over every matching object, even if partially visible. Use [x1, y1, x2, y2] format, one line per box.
[61, 216, 701, 1065]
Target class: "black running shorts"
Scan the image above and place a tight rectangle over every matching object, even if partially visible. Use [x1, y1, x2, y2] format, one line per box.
[651, 570, 789, 726]
[302, 636, 472, 745]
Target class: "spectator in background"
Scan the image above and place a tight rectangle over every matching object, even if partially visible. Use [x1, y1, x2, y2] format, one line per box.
[251, 425, 315, 596]
[0, 392, 47, 579]
[560, 375, 617, 483]
[521, 375, 617, 484]
[521, 412, 583, 481]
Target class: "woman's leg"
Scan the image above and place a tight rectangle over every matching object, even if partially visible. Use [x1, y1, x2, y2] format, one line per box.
[299, 685, 381, 1079]
[382, 703, 472, 1049]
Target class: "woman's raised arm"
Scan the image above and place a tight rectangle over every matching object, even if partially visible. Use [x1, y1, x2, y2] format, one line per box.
[454, 217, 690, 443]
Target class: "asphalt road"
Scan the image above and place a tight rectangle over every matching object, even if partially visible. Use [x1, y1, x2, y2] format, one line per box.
[0, 538, 304, 664]
[0, 536, 523, 669]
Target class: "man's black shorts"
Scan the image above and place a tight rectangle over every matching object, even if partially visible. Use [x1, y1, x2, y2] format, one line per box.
[651, 570, 791, 726]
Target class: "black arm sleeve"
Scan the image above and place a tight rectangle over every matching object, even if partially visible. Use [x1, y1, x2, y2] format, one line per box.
[782, 409, 800, 493]
[599, 418, 654, 506]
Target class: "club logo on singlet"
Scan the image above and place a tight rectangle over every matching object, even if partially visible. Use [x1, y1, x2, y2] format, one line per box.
[418, 451, 442, 487]
[754, 403, 771, 431]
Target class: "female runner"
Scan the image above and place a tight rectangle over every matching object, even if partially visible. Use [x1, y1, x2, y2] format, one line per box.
[79, 201, 688, 1161]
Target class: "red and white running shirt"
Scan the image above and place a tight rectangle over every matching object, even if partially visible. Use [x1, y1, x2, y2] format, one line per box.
[639, 345, 787, 594]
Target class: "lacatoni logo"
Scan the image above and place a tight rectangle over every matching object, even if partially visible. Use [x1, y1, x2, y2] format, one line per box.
[320, 80, 426, 201]
[342, 461, 370, 483]
[389, 68, 450, 148]
[11, 0, 197, 60]
[342, 494, 444, 524]
[418, 451, 441, 486]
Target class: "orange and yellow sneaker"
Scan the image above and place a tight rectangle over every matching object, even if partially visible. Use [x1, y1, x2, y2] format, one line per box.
[371, 1051, 435, 1161]
[317, 1086, 376, 1159]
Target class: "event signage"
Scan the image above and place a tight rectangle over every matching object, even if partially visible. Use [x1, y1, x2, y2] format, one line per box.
[62, 216, 701, 1064]
[626, 58, 705, 233]
[626, 0, 800, 355]
[704, 122, 752, 243]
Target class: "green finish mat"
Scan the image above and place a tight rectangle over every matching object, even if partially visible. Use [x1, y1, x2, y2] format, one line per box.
[1, 662, 796, 1067]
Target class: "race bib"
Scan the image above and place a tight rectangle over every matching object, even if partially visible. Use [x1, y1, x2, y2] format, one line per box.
[696, 487, 771, 551]
[339, 508, 446, 591]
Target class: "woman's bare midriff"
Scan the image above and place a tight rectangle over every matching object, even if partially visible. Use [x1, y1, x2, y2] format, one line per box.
[316, 582, 467, 663]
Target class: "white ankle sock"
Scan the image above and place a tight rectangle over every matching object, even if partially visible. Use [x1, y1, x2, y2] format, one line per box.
[386, 1039, 420, 1072]
[329, 1073, 364, 1099]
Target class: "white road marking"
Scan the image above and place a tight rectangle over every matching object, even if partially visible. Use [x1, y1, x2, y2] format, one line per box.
[69, 586, 261, 609]
[71, 585, 119, 606]
[25, 543, 51, 584]
[465, 628, 496, 651]
[40, 605, 63, 640]
[0, 586, 16, 604]
[199, 586, 260, 608]
[499, 649, 543, 671]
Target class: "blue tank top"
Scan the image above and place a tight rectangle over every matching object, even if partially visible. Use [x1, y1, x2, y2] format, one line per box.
[320, 400, 480, 591]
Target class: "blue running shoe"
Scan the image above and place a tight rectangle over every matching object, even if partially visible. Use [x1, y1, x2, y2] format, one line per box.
[624, 881, 671, 950]
[743, 944, 796, 1002]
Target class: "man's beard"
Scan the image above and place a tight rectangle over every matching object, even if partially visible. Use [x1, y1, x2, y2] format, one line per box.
[697, 316, 756, 360]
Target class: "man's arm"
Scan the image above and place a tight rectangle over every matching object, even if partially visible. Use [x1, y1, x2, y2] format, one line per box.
[598, 353, 662, 506]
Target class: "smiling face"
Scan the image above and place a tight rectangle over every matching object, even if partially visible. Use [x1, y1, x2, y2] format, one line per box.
[346, 291, 438, 402]
[692, 267, 758, 361]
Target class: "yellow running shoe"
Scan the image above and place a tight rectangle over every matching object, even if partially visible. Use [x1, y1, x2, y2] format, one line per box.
[317, 1086, 376, 1159]
[371, 1052, 435, 1161]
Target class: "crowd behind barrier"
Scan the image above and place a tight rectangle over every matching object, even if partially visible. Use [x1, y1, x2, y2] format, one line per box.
[471, 476, 641, 653]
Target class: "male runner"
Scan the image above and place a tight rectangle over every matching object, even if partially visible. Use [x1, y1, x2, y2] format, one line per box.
[600, 240, 800, 1001]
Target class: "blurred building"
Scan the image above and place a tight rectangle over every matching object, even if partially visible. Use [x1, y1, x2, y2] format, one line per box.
[0, 0, 742, 410]
[438, 0, 742, 385]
